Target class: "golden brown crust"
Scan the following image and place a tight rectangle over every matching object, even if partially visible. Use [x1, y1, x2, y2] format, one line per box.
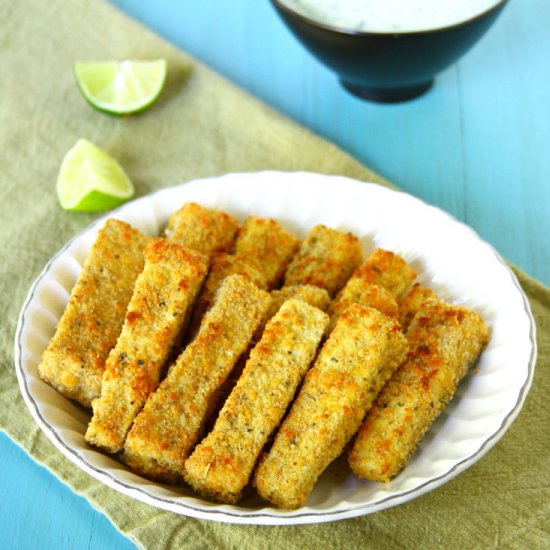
[164, 202, 239, 256]
[38, 219, 150, 407]
[122, 274, 271, 482]
[352, 249, 417, 298]
[327, 249, 416, 333]
[253, 304, 407, 509]
[84, 239, 209, 453]
[254, 284, 331, 341]
[398, 284, 439, 331]
[184, 299, 329, 503]
[267, 285, 331, 318]
[327, 280, 398, 333]
[348, 300, 490, 482]
[234, 216, 300, 289]
[187, 253, 267, 340]
[40, 203, 492, 509]
[283, 225, 363, 297]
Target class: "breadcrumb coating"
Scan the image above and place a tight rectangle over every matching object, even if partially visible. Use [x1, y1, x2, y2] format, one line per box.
[349, 300, 490, 482]
[267, 285, 331, 318]
[187, 253, 267, 341]
[41, 202, 492, 510]
[164, 202, 239, 256]
[254, 284, 330, 340]
[235, 216, 300, 289]
[352, 249, 416, 298]
[327, 280, 398, 333]
[283, 225, 363, 297]
[327, 249, 416, 333]
[254, 304, 407, 509]
[398, 284, 439, 331]
[122, 274, 271, 482]
[38, 219, 149, 407]
[85, 239, 209, 453]
[184, 299, 329, 503]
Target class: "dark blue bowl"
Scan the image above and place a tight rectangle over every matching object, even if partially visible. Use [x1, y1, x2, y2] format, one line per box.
[271, 0, 508, 102]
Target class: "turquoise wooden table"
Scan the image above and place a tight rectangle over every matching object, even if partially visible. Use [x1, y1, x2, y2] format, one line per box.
[1, 1, 548, 548]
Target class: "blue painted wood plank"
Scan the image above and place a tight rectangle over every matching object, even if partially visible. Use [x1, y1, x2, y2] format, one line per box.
[458, 1, 550, 280]
[0, 433, 136, 550]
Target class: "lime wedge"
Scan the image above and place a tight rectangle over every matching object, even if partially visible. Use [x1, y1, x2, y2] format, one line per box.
[74, 59, 167, 115]
[56, 138, 135, 212]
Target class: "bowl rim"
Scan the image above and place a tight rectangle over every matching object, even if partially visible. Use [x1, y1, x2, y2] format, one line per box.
[271, 0, 509, 38]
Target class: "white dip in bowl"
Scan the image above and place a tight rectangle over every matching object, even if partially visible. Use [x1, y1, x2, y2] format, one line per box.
[279, 0, 503, 33]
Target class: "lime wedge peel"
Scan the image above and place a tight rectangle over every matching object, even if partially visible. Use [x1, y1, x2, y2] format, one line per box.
[74, 59, 167, 115]
[56, 138, 135, 212]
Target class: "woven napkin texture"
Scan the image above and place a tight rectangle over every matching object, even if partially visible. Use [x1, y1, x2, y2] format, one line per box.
[1, 1, 548, 549]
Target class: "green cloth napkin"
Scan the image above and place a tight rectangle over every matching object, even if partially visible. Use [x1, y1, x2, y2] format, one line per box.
[1, 1, 548, 548]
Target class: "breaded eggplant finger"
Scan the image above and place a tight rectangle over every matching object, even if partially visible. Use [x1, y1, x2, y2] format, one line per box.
[327, 249, 416, 333]
[38, 219, 149, 407]
[352, 248, 417, 298]
[253, 284, 330, 340]
[234, 216, 300, 289]
[184, 299, 329, 504]
[398, 284, 439, 331]
[164, 202, 239, 256]
[85, 239, 209, 453]
[187, 253, 267, 340]
[253, 304, 407, 509]
[205, 286, 330, 422]
[122, 274, 271, 482]
[267, 285, 331, 319]
[327, 281, 398, 334]
[184, 300, 328, 503]
[349, 300, 490, 482]
[283, 225, 363, 297]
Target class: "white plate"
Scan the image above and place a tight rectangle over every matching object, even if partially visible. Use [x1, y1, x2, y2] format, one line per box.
[14, 171, 536, 525]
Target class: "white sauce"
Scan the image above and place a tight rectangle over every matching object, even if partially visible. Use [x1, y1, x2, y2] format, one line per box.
[279, 0, 503, 33]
